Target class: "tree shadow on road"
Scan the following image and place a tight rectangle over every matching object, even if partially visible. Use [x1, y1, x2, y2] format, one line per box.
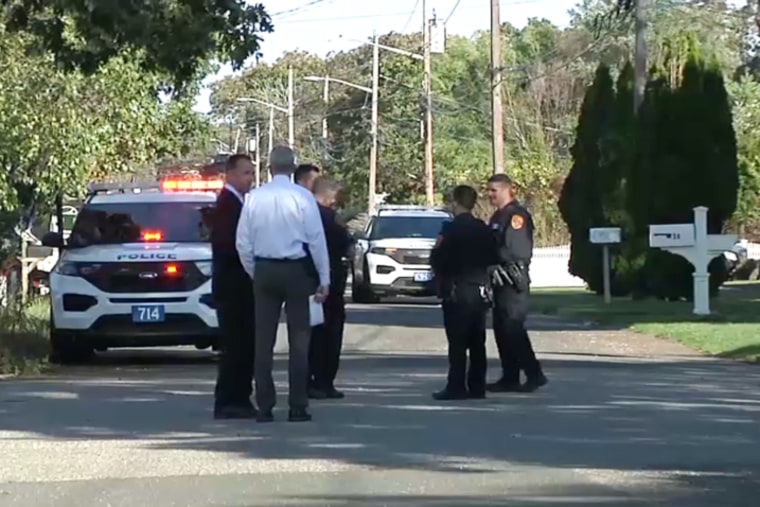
[1, 350, 760, 504]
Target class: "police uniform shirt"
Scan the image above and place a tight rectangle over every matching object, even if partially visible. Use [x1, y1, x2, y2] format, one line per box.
[430, 213, 498, 282]
[489, 201, 534, 266]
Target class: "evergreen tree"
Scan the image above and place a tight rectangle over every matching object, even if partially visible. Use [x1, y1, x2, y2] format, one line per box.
[558, 64, 618, 294]
[633, 55, 739, 299]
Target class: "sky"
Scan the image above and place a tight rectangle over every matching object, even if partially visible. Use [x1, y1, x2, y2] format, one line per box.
[193, 0, 578, 113]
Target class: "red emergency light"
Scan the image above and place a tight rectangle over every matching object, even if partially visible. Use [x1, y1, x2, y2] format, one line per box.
[160, 178, 224, 192]
[164, 264, 179, 275]
[142, 231, 163, 241]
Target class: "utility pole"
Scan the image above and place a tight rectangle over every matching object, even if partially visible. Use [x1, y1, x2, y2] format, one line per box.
[287, 66, 295, 148]
[423, 11, 434, 206]
[254, 122, 261, 187]
[321, 75, 329, 141]
[267, 106, 274, 182]
[490, 0, 505, 174]
[369, 32, 380, 215]
[633, 0, 648, 114]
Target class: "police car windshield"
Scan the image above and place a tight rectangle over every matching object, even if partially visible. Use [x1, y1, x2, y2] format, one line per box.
[370, 216, 448, 240]
[67, 202, 214, 248]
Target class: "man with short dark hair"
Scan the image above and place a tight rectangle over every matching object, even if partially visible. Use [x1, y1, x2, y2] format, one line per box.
[236, 146, 330, 423]
[294, 164, 320, 191]
[308, 176, 352, 399]
[486, 173, 547, 393]
[212, 153, 256, 419]
[430, 184, 499, 400]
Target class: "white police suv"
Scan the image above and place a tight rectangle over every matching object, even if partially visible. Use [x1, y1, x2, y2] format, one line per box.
[42, 178, 222, 363]
[351, 205, 452, 303]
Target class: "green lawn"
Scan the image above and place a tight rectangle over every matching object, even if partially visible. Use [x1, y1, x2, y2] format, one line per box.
[531, 282, 760, 362]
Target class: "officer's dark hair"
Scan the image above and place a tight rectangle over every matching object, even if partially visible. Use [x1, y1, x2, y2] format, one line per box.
[451, 185, 478, 211]
[225, 153, 251, 172]
[294, 164, 320, 183]
[487, 173, 514, 186]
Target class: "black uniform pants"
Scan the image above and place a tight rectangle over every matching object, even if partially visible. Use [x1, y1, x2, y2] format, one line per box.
[309, 285, 346, 390]
[442, 284, 488, 394]
[213, 289, 255, 408]
[493, 288, 541, 383]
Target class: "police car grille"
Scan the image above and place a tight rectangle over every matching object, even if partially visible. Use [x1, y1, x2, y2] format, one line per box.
[82, 262, 208, 293]
[390, 249, 430, 265]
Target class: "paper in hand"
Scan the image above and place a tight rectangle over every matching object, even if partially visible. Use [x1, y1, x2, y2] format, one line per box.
[309, 295, 325, 326]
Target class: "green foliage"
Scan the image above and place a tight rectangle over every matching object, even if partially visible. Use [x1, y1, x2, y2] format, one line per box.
[0, 0, 273, 92]
[564, 38, 740, 300]
[0, 29, 211, 242]
[558, 64, 620, 294]
[0, 298, 50, 375]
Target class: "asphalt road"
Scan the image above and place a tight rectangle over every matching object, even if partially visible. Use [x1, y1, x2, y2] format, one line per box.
[1, 301, 760, 506]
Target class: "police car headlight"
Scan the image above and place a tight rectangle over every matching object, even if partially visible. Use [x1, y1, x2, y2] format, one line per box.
[195, 260, 213, 277]
[370, 247, 388, 255]
[54, 261, 102, 276]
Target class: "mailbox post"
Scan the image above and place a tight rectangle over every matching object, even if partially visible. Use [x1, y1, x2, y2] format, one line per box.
[648, 206, 737, 315]
[589, 227, 622, 304]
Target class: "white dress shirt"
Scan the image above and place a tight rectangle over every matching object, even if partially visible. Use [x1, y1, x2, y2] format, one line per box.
[235, 174, 330, 287]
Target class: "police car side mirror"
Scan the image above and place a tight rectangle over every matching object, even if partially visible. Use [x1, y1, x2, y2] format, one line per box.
[41, 231, 65, 249]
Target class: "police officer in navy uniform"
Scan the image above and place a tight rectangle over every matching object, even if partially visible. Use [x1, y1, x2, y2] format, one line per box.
[430, 185, 499, 400]
[485, 174, 548, 393]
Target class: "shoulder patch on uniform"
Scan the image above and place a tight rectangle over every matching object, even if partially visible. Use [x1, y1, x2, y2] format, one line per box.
[511, 214, 525, 230]
[491, 223, 500, 230]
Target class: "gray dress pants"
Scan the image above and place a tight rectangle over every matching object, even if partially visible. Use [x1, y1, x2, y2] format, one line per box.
[253, 258, 314, 411]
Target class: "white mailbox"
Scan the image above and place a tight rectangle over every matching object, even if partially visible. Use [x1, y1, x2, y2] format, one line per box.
[649, 224, 695, 248]
[648, 207, 737, 315]
[589, 227, 621, 244]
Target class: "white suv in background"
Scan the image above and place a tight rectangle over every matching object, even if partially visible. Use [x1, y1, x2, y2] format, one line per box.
[351, 205, 452, 303]
[42, 178, 221, 363]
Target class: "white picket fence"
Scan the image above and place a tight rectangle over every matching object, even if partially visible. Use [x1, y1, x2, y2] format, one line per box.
[529, 240, 760, 288]
[530, 245, 585, 288]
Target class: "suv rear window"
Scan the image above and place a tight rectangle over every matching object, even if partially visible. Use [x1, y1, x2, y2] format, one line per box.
[68, 201, 214, 247]
[369, 216, 450, 240]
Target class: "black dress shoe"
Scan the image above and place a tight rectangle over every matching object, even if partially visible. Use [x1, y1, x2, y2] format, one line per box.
[256, 410, 274, 423]
[432, 389, 469, 400]
[324, 387, 345, 399]
[308, 387, 328, 400]
[519, 374, 548, 393]
[467, 391, 486, 399]
[486, 380, 524, 393]
[214, 405, 257, 419]
[288, 408, 312, 422]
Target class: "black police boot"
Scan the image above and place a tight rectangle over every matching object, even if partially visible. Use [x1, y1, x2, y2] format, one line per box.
[288, 408, 312, 422]
[308, 386, 328, 399]
[432, 388, 469, 400]
[519, 373, 548, 393]
[324, 386, 345, 399]
[214, 404, 258, 420]
[486, 379, 523, 393]
[256, 409, 274, 423]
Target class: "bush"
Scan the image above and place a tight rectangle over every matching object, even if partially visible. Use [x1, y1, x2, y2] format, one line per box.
[0, 297, 50, 375]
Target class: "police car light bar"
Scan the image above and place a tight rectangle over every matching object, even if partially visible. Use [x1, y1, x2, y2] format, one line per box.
[87, 181, 161, 194]
[160, 178, 224, 192]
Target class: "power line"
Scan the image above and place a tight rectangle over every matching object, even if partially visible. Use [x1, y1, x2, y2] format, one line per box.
[401, 0, 421, 33]
[445, 0, 463, 24]
[271, 0, 334, 18]
[273, 0, 558, 25]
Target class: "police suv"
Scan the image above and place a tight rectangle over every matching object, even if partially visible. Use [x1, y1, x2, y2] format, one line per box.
[41, 178, 222, 363]
[351, 205, 452, 303]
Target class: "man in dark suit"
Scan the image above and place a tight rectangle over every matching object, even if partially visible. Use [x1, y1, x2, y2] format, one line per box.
[212, 154, 256, 419]
[308, 176, 352, 399]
